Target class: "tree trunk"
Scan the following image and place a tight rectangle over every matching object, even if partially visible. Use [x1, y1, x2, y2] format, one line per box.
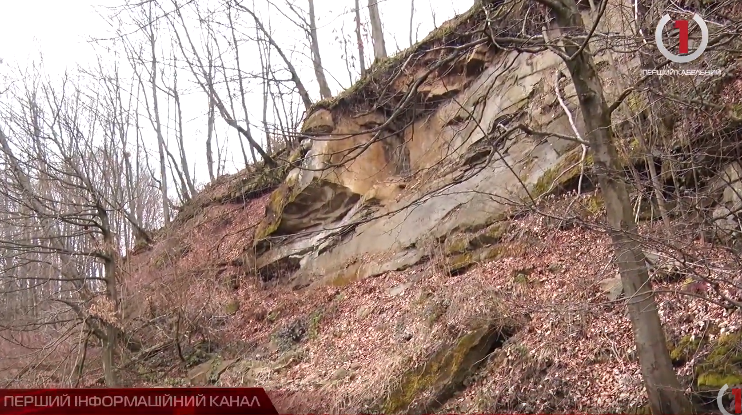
[101, 208, 119, 387]
[205, 48, 216, 182]
[409, 0, 415, 46]
[539, 0, 694, 412]
[354, 0, 367, 75]
[645, 148, 673, 234]
[367, 0, 387, 61]
[308, 0, 332, 99]
[102, 321, 117, 386]
[147, 12, 170, 225]
[171, 61, 197, 197]
[228, 4, 257, 165]
[256, 20, 275, 153]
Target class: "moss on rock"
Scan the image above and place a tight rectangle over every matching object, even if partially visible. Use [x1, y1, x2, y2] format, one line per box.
[253, 173, 301, 252]
[696, 332, 742, 390]
[380, 322, 514, 414]
[217, 158, 295, 205]
[512, 267, 534, 284]
[532, 146, 593, 199]
[423, 298, 449, 327]
[445, 234, 472, 255]
[626, 93, 648, 114]
[668, 335, 701, 365]
[443, 220, 511, 258]
[307, 308, 324, 339]
[224, 300, 240, 315]
[469, 221, 510, 249]
[446, 252, 474, 274]
[444, 242, 527, 275]
[580, 193, 605, 216]
[698, 372, 742, 389]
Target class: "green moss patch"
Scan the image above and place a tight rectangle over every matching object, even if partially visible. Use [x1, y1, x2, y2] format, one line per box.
[442, 220, 511, 258]
[445, 252, 474, 274]
[668, 335, 702, 366]
[224, 300, 240, 315]
[444, 241, 528, 275]
[698, 372, 742, 389]
[469, 221, 510, 249]
[252, 173, 302, 253]
[532, 146, 594, 199]
[380, 321, 518, 414]
[445, 234, 472, 255]
[696, 332, 742, 390]
[423, 298, 450, 327]
[579, 193, 605, 216]
[307, 308, 324, 339]
[512, 267, 534, 284]
[168, 145, 305, 231]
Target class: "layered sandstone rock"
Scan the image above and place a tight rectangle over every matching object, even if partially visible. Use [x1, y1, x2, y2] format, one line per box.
[251, 0, 642, 286]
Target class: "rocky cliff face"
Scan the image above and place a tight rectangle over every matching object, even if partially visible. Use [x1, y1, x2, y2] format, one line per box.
[252, 1, 642, 289]
[119, 0, 742, 412]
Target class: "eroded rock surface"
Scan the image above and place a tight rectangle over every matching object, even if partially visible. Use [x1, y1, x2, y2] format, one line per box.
[255, 0, 647, 282]
[251, 3, 642, 285]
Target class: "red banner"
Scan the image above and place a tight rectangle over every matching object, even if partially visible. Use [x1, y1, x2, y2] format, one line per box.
[0, 388, 277, 415]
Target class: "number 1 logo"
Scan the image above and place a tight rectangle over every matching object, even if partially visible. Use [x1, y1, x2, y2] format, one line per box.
[654, 14, 709, 63]
[718, 384, 742, 415]
[674, 19, 689, 54]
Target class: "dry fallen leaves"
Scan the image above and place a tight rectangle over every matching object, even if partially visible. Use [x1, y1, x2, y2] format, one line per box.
[119, 188, 742, 413]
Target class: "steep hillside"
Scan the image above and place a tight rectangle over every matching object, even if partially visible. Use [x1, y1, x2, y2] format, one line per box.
[118, 0, 742, 413]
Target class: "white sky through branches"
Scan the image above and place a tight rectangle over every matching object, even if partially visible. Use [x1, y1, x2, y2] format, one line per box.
[0, 0, 468, 189]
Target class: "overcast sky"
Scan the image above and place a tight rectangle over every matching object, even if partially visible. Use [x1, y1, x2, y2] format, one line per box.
[0, 0, 468, 188]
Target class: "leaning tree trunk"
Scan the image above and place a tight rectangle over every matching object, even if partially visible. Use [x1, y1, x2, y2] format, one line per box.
[308, 0, 332, 99]
[367, 0, 387, 61]
[147, 14, 170, 225]
[537, 0, 695, 413]
[354, 0, 367, 75]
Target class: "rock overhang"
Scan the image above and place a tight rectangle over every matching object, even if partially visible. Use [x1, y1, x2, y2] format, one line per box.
[251, 0, 643, 284]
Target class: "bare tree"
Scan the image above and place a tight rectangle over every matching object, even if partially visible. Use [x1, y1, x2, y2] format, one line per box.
[167, 0, 277, 168]
[531, 0, 694, 411]
[256, 22, 274, 153]
[204, 38, 217, 182]
[227, 2, 258, 165]
[354, 0, 367, 75]
[308, 0, 333, 99]
[166, 55, 198, 197]
[145, 1, 171, 224]
[409, 0, 416, 46]
[336, 20, 357, 85]
[367, 0, 387, 61]
[0, 66, 156, 387]
[234, 1, 313, 111]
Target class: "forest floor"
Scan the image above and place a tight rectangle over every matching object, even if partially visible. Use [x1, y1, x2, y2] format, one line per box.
[115, 182, 742, 413]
